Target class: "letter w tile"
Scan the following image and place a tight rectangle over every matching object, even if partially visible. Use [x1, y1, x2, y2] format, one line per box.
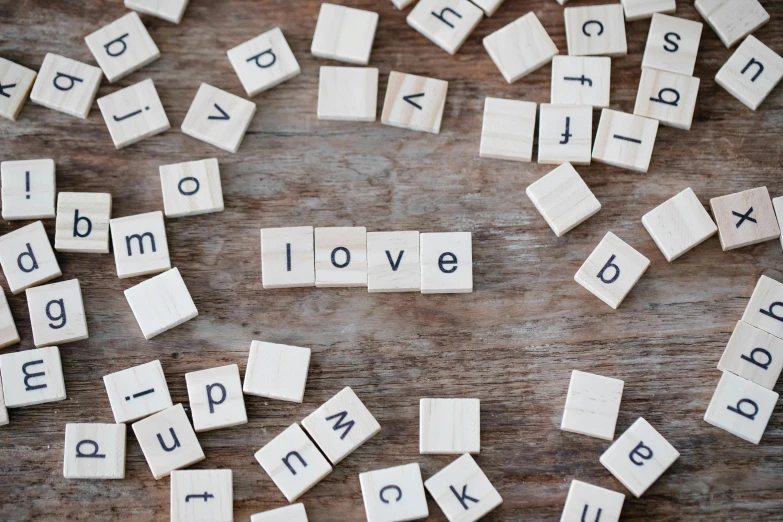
[325, 411, 354, 440]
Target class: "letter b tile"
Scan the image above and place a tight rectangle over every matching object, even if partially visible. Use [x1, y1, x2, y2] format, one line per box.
[742, 275, 783, 340]
[55, 193, 112, 254]
[170, 469, 233, 522]
[131, 403, 204, 480]
[360, 463, 429, 522]
[704, 371, 778, 444]
[0, 346, 66, 407]
[560, 480, 624, 522]
[26, 279, 88, 347]
[424, 453, 502, 522]
[63, 423, 126, 479]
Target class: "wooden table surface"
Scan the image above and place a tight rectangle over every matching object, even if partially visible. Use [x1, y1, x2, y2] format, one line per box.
[2, 0, 783, 520]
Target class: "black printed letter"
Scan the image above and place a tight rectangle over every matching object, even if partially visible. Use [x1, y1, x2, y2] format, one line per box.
[331, 247, 350, 268]
[206, 383, 226, 414]
[663, 32, 680, 52]
[248, 49, 276, 68]
[177, 177, 200, 196]
[760, 302, 783, 324]
[582, 504, 602, 522]
[22, 360, 47, 391]
[104, 33, 129, 57]
[450, 484, 479, 510]
[741, 58, 764, 82]
[157, 428, 181, 452]
[53, 72, 83, 91]
[597, 255, 620, 284]
[380, 485, 402, 503]
[438, 252, 458, 274]
[326, 411, 355, 440]
[727, 398, 759, 420]
[46, 299, 67, 329]
[76, 440, 106, 459]
[582, 20, 604, 37]
[650, 87, 680, 106]
[431, 7, 462, 29]
[741, 347, 772, 370]
[629, 441, 653, 465]
[17, 243, 39, 273]
[282, 451, 307, 475]
[73, 210, 92, 238]
[126, 232, 156, 256]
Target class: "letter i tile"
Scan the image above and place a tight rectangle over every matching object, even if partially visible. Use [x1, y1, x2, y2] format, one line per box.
[704, 371, 778, 444]
[424, 454, 502, 521]
[170, 469, 233, 522]
[98, 79, 170, 149]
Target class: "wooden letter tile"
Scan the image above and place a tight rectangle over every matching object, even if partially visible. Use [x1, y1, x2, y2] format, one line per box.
[0, 221, 61, 294]
[0, 287, 20, 349]
[110, 210, 170, 278]
[251, 504, 308, 522]
[420, 398, 480, 454]
[84, 12, 160, 83]
[317, 66, 378, 122]
[243, 340, 311, 403]
[124, 0, 189, 24]
[741, 275, 783, 340]
[483, 12, 559, 83]
[63, 423, 126, 479]
[124, 267, 198, 339]
[1, 158, 55, 220]
[715, 35, 783, 110]
[0, 374, 8, 426]
[160, 158, 224, 218]
[592, 109, 659, 172]
[171, 469, 233, 522]
[254, 423, 333, 502]
[424, 453, 502, 522]
[301, 386, 381, 464]
[55, 193, 112, 253]
[526, 162, 601, 237]
[381, 71, 448, 134]
[103, 359, 173, 423]
[565, 4, 627, 57]
[420, 232, 472, 293]
[560, 480, 625, 522]
[260, 226, 315, 288]
[407, 0, 483, 55]
[634, 68, 700, 129]
[97, 79, 169, 149]
[311, 3, 379, 65]
[227, 27, 301, 96]
[599, 417, 679, 497]
[314, 226, 367, 287]
[718, 321, 783, 390]
[181, 83, 257, 153]
[642, 14, 703, 76]
[30, 53, 102, 119]
[710, 186, 780, 250]
[641, 187, 717, 261]
[471, 0, 505, 17]
[621, 0, 676, 22]
[367, 231, 421, 292]
[26, 279, 88, 347]
[538, 104, 593, 165]
[0, 57, 36, 121]
[0, 346, 66, 407]
[360, 463, 429, 522]
[704, 371, 778, 444]
[695, 0, 768, 48]
[132, 403, 204, 480]
[479, 97, 536, 162]
[186, 364, 247, 432]
[561, 370, 624, 441]
[575, 232, 650, 309]
[551, 56, 611, 108]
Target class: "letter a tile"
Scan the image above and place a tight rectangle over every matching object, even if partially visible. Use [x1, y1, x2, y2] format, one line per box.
[227, 27, 301, 96]
[0, 346, 66, 407]
[0, 221, 62, 295]
[97, 79, 170, 149]
[0, 57, 37, 121]
[181, 83, 257, 153]
[84, 12, 160, 83]
[63, 423, 126, 479]
[381, 71, 448, 134]
[424, 453, 502, 522]
[715, 36, 783, 110]
[360, 463, 429, 522]
[710, 186, 780, 250]
[170, 469, 232, 522]
[132, 403, 204, 480]
[704, 371, 778, 444]
[26, 279, 88, 347]
[30, 53, 103, 119]
[560, 480, 624, 522]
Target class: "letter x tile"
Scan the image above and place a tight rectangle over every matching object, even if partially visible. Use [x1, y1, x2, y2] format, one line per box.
[710, 186, 780, 250]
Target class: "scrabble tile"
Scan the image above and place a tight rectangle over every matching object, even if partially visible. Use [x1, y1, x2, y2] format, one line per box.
[424, 454, 502, 522]
[243, 341, 311, 403]
[565, 4, 628, 57]
[314, 226, 367, 288]
[420, 232, 472, 294]
[97, 79, 169, 149]
[124, 267, 198, 339]
[592, 109, 659, 172]
[360, 463, 429, 522]
[124, 0, 189, 24]
[742, 275, 783, 340]
[715, 35, 783, 110]
[537, 104, 593, 165]
[599, 417, 679, 497]
[695, 0, 768, 48]
[185, 364, 247, 432]
[642, 14, 703, 76]
[367, 231, 421, 292]
[420, 398, 480, 454]
[479, 97, 536, 162]
[84, 12, 160, 83]
[561, 370, 624, 441]
[710, 187, 780, 250]
[634, 68, 700, 130]
[63, 423, 126, 479]
[0, 346, 66, 407]
[0, 57, 37, 121]
[775, 197, 783, 250]
[251, 504, 308, 522]
[0, 221, 61, 295]
[381, 71, 449, 134]
[260, 226, 315, 289]
[0, 373, 8, 426]
[704, 370, 779, 444]
[301, 386, 381, 464]
[171, 469, 233, 522]
[110, 210, 170, 278]
[227, 27, 301, 97]
[254, 423, 333, 502]
[30, 53, 102, 119]
[641, 187, 717, 262]
[483, 12, 559, 83]
[718, 321, 783, 390]
[392, 0, 416, 10]
[471, 0, 505, 16]
[160, 158, 224, 218]
[551, 56, 611, 108]
[317, 66, 378, 122]
[526, 162, 601, 237]
[0, 287, 19, 349]
[1, 158, 56, 220]
[621, 0, 675, 21]
[26, 279, 88, 347]
[574, 232, 650, 309]
[407, 0, 483, 55]
[560, 480, 625, 522]
[311, 3, 379, 65]
[182, 83, 256, 153]
[132, 403, 204, 480]
[103, 359, 173, 423]
[55, 193, 112, 253]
